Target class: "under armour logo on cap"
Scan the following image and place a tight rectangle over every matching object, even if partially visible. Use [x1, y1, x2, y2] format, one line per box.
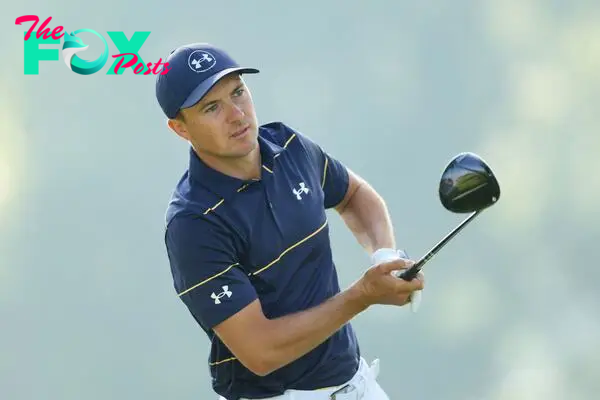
[155, 43, 260, 119]
[188, 50, 216, 73]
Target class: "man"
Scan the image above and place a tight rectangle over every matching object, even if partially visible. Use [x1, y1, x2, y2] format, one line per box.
[156, 43, 425, 400]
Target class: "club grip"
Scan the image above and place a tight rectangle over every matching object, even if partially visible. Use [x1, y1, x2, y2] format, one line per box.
[398, 266, 420, 281]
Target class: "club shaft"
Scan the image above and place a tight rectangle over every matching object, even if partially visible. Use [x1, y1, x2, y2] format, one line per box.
[399, 210, 482, 280]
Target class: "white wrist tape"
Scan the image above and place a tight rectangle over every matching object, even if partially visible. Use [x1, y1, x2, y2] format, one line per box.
[370, 248, 422, 313]
[370, 248, 403, 265]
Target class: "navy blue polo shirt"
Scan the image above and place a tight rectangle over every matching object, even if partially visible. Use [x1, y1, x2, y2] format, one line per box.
[164, 121, 360, 400]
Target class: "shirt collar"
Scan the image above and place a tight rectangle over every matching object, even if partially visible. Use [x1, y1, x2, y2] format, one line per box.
[188, 131, 284, 200]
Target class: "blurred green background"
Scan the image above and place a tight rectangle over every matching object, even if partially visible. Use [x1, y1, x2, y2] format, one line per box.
[2, 1, 599, 399]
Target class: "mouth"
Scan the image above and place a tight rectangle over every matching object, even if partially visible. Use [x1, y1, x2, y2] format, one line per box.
[231, 125, 250, 139]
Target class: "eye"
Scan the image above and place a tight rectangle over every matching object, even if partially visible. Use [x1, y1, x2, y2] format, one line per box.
[233, 87, 245, 97]
[204, 104, 218, 113]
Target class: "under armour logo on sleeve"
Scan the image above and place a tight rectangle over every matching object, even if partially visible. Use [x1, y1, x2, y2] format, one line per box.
[211, 285, 233, 304]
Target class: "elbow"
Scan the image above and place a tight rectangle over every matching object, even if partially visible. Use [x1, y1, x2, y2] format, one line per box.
[247, 360, 274, 377]
[239, 349, 282, 377]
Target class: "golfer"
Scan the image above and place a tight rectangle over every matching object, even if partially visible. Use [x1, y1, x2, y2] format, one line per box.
[156, 42, 424, 400]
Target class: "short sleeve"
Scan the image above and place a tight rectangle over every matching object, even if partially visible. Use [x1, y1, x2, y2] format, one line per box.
[294, 131, 350, 209]
[165, 215, 258, 330]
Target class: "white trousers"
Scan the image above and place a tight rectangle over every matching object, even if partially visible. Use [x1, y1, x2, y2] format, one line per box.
[218, 357, 389, 400]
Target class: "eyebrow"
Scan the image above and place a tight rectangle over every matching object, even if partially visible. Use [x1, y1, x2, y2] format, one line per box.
[198, 83, 244, 110]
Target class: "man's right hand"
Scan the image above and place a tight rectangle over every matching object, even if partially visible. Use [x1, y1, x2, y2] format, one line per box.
[350, 259, 425, 308]
[211, 258, 423, 376]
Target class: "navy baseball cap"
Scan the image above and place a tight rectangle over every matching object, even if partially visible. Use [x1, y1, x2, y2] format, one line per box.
[155, 43, 259, 119]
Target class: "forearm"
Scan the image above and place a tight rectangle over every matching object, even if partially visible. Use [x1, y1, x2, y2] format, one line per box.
[260, 286, 367, 374]
[338, 180, 395, 254]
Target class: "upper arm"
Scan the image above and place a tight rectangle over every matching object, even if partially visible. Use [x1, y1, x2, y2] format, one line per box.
[333, 168, 363, 214]
[211, 298, 272, 374]
[165, 216, 270, 372]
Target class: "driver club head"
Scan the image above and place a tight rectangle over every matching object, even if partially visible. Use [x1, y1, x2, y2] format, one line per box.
[438, 152, 500, 213]
[398, 152, 501, 283]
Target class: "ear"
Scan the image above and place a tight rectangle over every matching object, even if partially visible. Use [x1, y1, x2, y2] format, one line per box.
[167, 118, 190, 141]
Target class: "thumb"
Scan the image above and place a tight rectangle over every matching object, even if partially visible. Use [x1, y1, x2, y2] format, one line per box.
[377, 258, 414, 274]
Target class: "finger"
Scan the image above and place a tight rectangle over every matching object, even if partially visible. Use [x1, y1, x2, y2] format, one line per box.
[407, 278, 424, 291]
[377, 259, 414, 274]
[415, 271, 425, 286]
[396, 275, 424, 292]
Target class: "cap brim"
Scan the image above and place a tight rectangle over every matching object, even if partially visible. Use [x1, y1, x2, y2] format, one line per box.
[181, 67, 259, 109]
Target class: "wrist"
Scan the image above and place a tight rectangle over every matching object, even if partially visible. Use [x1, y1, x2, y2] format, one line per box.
[371, 248, 408, 265]
[370, 248, 399, 265]
[345, 283, 371, 313]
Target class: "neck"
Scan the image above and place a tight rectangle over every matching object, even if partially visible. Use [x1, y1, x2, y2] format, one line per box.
[192, 144, 262, 181]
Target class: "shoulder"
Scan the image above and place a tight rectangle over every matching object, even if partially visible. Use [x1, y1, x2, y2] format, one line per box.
[165, 212, 215, 244]
[165, 209, 238, 260]
[164, 172, 225, 232]
[259, 121, 322, 155]
[259, 121, 296, 143]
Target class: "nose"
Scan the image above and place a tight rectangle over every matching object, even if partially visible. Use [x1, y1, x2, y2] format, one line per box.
[227, 102, 245, 122]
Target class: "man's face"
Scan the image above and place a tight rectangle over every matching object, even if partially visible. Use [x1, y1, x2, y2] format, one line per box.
[169, 73, 259, 159]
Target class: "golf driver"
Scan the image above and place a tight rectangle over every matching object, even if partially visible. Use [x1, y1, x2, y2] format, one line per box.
[398, 152, 501, 281]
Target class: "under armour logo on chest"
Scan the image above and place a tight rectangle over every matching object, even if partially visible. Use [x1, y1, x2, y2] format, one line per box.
[292, 182, 310, 200]
[211, 285, 232, 304]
